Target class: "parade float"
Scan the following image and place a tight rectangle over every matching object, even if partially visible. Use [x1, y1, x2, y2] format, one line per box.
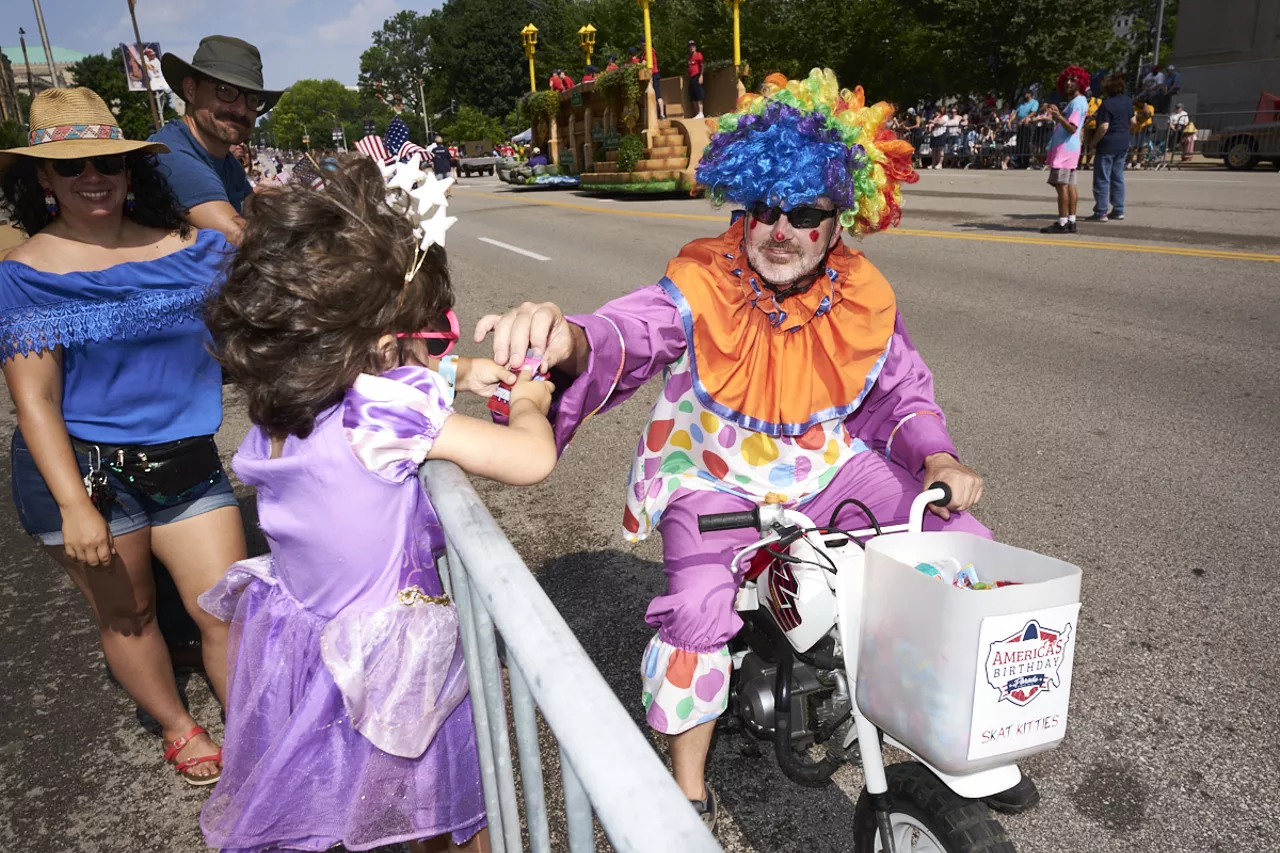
[514, 1, 749, 194]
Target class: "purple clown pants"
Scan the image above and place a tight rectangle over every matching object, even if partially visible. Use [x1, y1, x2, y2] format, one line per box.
[639, 450, 991, 735]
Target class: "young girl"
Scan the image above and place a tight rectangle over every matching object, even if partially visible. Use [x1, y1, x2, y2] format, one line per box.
[200, 155, 556, 853]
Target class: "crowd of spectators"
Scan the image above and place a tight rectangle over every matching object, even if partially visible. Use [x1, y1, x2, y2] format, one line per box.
[890, 69, 1192, 172]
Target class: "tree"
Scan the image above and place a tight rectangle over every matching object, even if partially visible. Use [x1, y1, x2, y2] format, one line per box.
[441, 105, 505, 143]
[267, 79, 387, 151]
[359, 9, 435, 114]
[66, 49, 179, 140]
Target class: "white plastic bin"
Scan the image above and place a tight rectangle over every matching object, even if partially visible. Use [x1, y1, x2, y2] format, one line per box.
[855, 532, 1082, 775]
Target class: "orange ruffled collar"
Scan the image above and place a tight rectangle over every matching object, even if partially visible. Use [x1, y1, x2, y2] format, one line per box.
[659, 222, 896, 436]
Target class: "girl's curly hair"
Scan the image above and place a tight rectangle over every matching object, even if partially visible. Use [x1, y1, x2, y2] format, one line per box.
[0, 152, 191, 238]
[206, 154, 454, 438]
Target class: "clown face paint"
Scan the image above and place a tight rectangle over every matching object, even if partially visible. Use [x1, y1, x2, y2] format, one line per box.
[745, 198, 841, 290]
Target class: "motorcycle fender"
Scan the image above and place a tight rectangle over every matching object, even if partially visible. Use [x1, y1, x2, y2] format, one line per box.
[883, 734, 1023, 799]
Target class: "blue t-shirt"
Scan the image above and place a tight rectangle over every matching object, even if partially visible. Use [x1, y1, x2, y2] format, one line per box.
[1015, 99, 1039, 120]
[0, 230, 231, 445]
[1095, 94, 1135, 156]
[150, 120, 253, 214]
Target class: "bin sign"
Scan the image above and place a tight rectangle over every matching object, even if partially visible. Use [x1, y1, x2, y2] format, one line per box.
[331, 127, 343, 142]
[967, 602, 1080, 761]
[121, 42, 169, 92]
[364, 119, 376, 136]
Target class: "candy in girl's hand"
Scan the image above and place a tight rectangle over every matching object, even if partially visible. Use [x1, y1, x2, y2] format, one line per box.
[488, 350, 547, 421]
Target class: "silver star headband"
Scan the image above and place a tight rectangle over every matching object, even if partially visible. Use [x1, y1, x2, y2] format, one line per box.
[377, 158, 457, 282]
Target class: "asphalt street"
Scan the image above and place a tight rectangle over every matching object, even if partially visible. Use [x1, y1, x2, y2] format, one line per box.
[1, 166, 1277, 853]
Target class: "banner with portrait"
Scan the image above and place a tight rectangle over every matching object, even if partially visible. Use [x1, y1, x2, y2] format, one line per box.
[120, 42, 168, 92]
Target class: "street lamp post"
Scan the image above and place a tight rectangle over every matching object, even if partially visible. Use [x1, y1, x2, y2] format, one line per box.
[637, 0, 654, 73]
[520, 24, 538, 94]
[727, 0, 743, 69]
[577, 24, 596, 70]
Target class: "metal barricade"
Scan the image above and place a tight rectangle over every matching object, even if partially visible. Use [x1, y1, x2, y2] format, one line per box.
[1193, 110, 1280, 171]
[421, 460, 723, 853]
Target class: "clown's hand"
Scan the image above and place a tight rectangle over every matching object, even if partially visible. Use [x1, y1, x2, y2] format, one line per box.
[922, 452, 984, 521]
[474, 301, 582, 375]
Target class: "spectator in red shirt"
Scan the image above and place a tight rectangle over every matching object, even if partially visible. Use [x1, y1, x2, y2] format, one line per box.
[605, 54, 619, 72]
[558, 69, 577, 89]
[628, 45, 667, 120]
[582, 65, 598, 84]
[687, 40, 706, 119]
[549, 70, 565, 92]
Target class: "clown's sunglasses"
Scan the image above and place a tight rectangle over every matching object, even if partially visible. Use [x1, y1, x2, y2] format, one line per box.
[395, 309, 459, 357]
[50, 155, 127, 178]
[750, 202, 838, 230]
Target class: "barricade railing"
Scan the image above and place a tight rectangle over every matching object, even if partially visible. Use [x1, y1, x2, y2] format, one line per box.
[1188, 110, 1280, 170]
[421, 460, 723, 853]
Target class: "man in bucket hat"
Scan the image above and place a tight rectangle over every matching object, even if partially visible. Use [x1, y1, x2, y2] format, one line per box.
[149, 35, 285, 243]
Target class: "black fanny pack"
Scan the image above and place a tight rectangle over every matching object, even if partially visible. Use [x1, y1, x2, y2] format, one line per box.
[72, 435, 224, 507]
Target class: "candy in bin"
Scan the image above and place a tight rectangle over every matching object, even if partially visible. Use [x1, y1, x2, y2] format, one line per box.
[488, 349, 547, 423]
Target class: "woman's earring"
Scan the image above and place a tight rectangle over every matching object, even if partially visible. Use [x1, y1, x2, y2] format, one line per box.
[125, 183, 136, 212]
[44, 190, 58, 217]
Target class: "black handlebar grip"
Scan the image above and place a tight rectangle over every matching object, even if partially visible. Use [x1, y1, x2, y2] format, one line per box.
[697, 509, 759, 533]
[926, 481, 953, 507]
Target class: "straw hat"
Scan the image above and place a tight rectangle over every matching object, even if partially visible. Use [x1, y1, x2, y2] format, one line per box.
[0, 87, 169, 173]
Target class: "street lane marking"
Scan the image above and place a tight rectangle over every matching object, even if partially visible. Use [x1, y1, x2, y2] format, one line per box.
[477, 237, 551, 261]
[457, 190, 1280, 263]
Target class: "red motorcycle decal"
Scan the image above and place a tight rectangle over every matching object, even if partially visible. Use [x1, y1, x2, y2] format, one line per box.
[767, 560, 802, 631]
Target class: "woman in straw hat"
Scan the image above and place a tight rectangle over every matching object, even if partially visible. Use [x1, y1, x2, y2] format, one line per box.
[0, 88, 245, 785]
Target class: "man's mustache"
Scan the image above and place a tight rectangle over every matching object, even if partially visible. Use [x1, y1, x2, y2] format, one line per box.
[217, 112, 251, 127]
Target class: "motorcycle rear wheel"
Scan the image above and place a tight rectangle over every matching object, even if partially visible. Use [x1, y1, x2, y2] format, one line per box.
[853, 762, 1016, 853]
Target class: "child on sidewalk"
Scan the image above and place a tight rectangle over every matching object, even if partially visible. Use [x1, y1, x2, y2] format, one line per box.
[199, 155, 556, 852]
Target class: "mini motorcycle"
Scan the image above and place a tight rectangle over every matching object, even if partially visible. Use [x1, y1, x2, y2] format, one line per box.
[699, 485, 1042, 853]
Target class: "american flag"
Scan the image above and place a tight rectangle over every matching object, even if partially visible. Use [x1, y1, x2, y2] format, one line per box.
[355, 134, 391, 163]
[292, 157, 325, 190]
[385, 117, 427, 163]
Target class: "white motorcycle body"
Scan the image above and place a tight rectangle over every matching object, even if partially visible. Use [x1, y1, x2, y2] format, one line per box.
[735, 507, 1021, 800]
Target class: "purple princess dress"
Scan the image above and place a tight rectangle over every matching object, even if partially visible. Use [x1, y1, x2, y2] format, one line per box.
[199, 365, 486, 852]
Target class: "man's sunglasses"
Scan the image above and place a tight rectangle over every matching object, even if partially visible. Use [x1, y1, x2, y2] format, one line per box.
[395, 309, 460, 358]
[749, 203, 838, 230]
[204, 77, 268, 113]
[50, 155, 127, 178]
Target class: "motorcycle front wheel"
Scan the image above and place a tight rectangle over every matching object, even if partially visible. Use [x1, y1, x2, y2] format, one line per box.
[852, 762, 1016, 853]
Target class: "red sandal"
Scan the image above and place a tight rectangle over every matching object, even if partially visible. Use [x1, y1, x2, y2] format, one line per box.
[164, 725, 222, 787]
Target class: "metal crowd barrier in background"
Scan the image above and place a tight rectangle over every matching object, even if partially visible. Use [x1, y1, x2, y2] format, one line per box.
[421, 460, 723, 853]
[903, 107, 1280, 173]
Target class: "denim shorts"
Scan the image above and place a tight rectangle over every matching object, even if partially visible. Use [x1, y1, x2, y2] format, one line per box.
[10, 429, 239, 546]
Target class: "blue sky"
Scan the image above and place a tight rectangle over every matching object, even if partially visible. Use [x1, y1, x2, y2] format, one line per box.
[9, 0, 445, 89]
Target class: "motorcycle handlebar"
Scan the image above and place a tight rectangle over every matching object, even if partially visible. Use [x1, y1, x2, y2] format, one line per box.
[926, 481, 952, 507]
[697, 509, 760, 533]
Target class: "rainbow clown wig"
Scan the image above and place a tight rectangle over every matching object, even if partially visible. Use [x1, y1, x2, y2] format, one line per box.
[696, 68, 918, 236]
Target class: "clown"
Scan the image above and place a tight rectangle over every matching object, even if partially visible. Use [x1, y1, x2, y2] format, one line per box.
[477, 69, 1036, 827]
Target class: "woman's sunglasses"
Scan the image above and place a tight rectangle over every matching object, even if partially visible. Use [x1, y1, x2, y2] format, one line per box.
[395, 309, 460, 357]
[50, 155, 127, 179]
[749, 202, 839, 230]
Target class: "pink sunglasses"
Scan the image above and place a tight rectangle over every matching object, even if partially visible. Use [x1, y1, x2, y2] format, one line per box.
[395, 309, 459, 357]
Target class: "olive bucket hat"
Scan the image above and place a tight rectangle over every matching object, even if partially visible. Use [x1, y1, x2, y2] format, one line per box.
[161, 35, 285, 111]
[0, 87, 169, 173]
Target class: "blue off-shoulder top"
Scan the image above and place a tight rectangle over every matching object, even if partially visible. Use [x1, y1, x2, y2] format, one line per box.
[0, 228, 232, 445]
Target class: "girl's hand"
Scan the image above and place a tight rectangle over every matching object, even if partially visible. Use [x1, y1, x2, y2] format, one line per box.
[462, 358, 517, 398]
[61, 502, 115, 567]
[510, 370, 555, 416]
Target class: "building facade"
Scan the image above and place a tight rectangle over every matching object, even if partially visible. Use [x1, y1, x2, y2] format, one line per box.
[0, 45, 87, 97]
[0, 49, 21, 125]
[1169, 0, 1280, 114]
